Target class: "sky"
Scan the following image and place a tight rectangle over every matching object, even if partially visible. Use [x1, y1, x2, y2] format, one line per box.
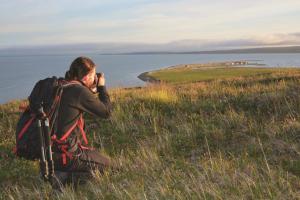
[1, 0, 300, 52]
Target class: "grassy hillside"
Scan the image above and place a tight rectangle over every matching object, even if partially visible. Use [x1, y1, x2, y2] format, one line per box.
[142, 66, 300, 84]
[1, 69, 300, 199]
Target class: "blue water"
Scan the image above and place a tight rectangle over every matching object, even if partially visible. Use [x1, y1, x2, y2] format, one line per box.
[0, 53, 300, 104]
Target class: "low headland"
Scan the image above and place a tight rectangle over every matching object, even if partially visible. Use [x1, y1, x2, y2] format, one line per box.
[138, 60, 297, 83]
[1, 61, 300, 199]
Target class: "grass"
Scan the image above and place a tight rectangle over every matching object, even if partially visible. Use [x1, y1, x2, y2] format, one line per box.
[146, 67, 300, 83]
[1, 69, 300, 199]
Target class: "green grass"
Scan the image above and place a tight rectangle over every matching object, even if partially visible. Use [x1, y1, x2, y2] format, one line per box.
[1, 69, 300, 199]
[147, 67, 300, 83]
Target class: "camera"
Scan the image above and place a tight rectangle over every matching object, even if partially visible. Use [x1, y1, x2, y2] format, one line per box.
[90, 72, 103, 93]
[94, 72, 103, 86]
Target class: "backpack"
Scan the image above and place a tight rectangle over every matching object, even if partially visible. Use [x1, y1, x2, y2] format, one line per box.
[15, 77, 64, 160]
[15, 77, 89, 184]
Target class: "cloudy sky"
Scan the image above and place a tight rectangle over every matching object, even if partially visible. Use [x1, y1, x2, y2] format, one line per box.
[1, 0, 300, 52]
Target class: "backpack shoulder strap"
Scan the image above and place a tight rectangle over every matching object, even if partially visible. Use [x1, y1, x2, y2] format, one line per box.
[48, 80, 83, 136]
[54, 114, 87, 144]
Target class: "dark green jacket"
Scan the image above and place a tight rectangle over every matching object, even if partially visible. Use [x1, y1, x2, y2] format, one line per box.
[55, 83, 111, 152]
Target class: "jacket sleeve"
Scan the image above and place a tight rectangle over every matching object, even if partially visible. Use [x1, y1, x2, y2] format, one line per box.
[77, 86, 112, 118]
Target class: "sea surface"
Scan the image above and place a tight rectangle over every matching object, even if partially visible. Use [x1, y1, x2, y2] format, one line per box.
[0, 53, 300, 104]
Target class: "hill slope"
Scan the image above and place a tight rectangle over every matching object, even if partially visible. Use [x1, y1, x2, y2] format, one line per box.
[1, 70, 300, 199]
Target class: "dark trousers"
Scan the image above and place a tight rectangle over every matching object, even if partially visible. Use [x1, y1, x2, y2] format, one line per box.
[51, 148, 112, 189]
[70, 149, 110, 173]
[53, 148, 110, 182]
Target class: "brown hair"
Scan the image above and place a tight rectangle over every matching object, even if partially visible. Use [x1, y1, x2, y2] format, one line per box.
[65, 56, 96, 80]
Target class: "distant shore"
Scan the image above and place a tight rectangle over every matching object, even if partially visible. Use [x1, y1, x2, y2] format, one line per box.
[137, 60, 267, 83]
[111, 45, 300, 55]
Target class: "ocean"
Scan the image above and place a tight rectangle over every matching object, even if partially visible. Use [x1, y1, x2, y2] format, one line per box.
[0, 53, 300, 104]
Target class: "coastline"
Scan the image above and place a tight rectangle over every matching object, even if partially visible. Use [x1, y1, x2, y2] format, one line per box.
[0, 60, 298, 104]
[137, 72, 161, 83]
[137, 60, 267, 83]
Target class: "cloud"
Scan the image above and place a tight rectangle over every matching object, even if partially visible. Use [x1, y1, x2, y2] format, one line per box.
[254, 33, 300, 46]
[168, 32, 300, 50]
[1, 32, 300, 55]
[0, 0, 300, 47]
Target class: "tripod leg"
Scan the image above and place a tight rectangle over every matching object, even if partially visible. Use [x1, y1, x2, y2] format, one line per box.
[43, 118, 68, 189]
[37, 119, 48, 180]
[43, 118, 54, 179]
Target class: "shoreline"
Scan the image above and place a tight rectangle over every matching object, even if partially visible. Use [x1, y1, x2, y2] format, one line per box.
[137, 72, 161, 83]
[0, 60, 297, 104]
[137, 60, 267, 83]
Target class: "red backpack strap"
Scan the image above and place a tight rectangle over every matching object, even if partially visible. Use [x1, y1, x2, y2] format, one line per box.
[60, 144, 73, 165]
[58, 120, 79, 141]
[77, 115, 88, 145]
[51, 114, 89, 165]
[54, 114, 88, 144]
[17, 115, 35, 140]
[14, 114, 35, 155]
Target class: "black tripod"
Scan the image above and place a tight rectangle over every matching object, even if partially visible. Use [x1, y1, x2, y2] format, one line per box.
[37, 116, 69, 189]
[37, 117, 54, 181]
[36, 105, 91, 189]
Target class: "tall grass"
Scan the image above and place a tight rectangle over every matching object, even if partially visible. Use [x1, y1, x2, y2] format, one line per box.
[1, 70, 300, 199]
[148, 67, 300, 83]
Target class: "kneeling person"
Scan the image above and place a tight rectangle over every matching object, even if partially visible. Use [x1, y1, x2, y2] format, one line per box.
[52, 57, 112, 180]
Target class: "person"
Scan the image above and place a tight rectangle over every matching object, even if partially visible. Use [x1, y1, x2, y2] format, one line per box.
[51, 56, 112, 183]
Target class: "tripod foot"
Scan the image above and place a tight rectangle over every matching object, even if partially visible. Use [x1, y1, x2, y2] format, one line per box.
[50, 171, 70, 191]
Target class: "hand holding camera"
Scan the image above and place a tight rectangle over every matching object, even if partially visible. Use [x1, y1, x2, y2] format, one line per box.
[90, 72, 106, 93]
[96, 72, 105, 86]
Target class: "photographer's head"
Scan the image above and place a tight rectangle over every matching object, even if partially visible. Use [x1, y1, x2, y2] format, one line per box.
[65, 56, 96, 88]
